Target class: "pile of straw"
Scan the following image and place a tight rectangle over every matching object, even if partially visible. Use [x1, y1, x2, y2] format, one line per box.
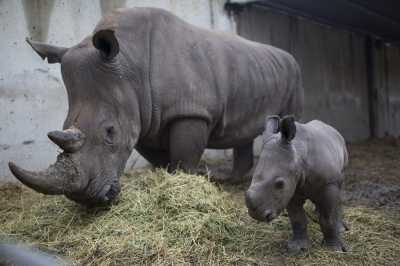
[1, 169, 400, 265]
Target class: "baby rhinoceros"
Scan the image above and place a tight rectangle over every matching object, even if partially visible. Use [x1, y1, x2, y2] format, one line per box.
[245, 115, 349, 254]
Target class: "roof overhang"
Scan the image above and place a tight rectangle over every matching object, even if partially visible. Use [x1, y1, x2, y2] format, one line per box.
[226, 0, 400, 43]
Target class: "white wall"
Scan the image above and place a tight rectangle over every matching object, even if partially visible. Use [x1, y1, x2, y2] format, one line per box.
[0, 0, 236, 183]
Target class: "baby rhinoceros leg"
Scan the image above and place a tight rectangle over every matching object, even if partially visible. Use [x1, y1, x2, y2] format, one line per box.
[287, 196, 311, 255]
[315, 200, 349, 233]
[317, 185, 348, 252]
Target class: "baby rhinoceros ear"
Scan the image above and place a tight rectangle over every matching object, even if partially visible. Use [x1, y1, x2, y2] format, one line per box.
[280, 115, 296, 143]
[264, 115, 280, 138]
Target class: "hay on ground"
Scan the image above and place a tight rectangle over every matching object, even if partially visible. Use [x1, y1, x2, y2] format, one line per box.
[1, 169, 400, 265]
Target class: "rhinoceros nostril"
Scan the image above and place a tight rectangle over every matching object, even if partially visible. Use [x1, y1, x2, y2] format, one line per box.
[264, 210, 275, 222]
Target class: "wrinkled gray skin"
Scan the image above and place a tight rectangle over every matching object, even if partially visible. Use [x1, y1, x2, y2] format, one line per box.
[9, 7, 303, 206]
[246, 115, 348, 253]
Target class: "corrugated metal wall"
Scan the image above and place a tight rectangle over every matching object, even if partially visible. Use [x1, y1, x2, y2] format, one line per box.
[385, 46, 400, 136]
[366, 39, 400, 139]
[236, 5, 380, 141]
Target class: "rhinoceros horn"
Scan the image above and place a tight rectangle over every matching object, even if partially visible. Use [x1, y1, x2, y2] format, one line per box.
[8, 128, 84, 195]
[47, 127, 85, 153]
[9, 162, 66, 195]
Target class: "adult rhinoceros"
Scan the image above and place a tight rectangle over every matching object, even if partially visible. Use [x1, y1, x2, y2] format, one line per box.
[9, 7, 303, 206]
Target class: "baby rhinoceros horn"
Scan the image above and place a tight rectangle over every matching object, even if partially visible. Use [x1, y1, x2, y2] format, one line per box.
[47, 127, 85, 153]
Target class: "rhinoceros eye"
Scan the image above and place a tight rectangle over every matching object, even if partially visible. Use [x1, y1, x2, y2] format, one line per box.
[274, 178, 285, 189]
[104, 126, 116, 145]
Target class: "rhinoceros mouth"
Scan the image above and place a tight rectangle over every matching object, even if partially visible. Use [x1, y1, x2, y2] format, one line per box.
[65, 179, 121, 206]
[247, 207, 280, 223]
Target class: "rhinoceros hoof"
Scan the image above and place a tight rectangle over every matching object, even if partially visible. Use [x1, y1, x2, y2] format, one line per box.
[323, 239, 349, 252]
[287, 238, 311, 255]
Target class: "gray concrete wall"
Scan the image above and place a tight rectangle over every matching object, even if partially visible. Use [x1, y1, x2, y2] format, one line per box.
[0, 0, 236, 183]
[236, 6, 371, 141]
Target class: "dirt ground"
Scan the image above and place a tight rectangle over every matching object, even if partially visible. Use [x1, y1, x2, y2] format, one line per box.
[343, 138, 400, 208]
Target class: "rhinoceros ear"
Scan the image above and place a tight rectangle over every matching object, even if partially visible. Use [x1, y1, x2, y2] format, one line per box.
[92, 29, 119, 60]
[264, 115, 280, 137]
[26, 38, 68, 64]
[280, 115, 296, 143]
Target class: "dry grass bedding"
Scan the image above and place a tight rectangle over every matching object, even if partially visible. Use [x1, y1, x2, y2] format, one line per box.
[1, 165, 400, 265]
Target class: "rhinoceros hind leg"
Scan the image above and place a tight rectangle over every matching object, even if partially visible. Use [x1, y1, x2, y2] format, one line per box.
[212, 141, 253, 184]
[317, 185, 349, 252]
[135, 145, 170, 169]
[168, 118, 208, 173]
[232, 141, 253, 182]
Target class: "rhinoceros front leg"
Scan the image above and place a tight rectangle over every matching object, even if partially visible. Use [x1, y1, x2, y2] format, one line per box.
[287, 196, 311, 254]
[317, 185, 348, 252]
[212, 141, 253, 184]
[135, 145, 170, 169]
[168, 118, 208, 173]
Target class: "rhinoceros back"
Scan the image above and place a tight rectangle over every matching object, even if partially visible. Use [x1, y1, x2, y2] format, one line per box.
[301, 120, 348, 179]
[148, 9, 303, 148]
[110, 8, 304, 148]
